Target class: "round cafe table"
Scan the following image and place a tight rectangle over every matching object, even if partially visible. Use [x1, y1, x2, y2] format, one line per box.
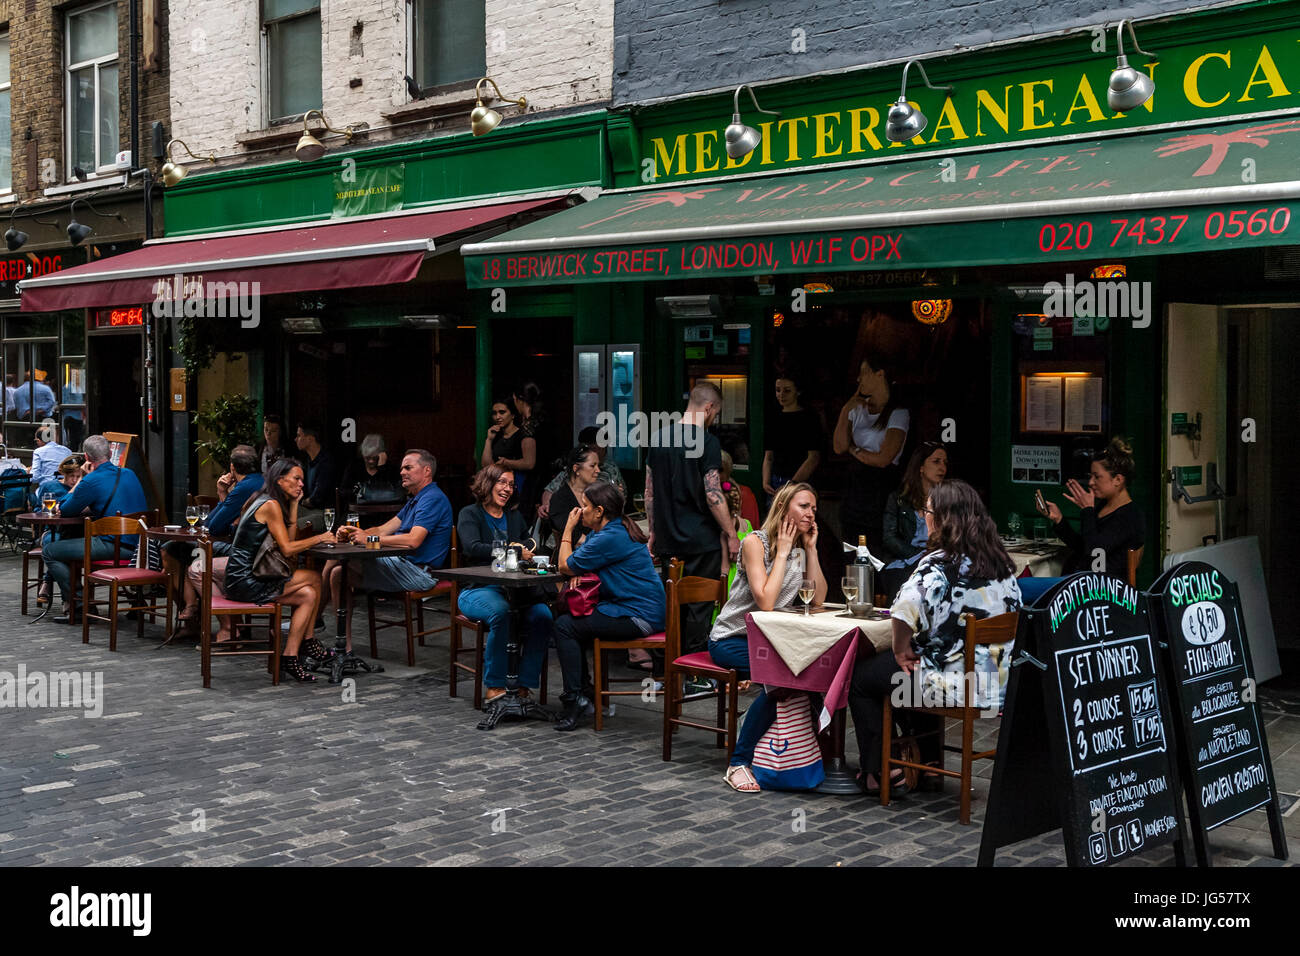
[304, 540, 413, 683]
[17, 513, 90, 621]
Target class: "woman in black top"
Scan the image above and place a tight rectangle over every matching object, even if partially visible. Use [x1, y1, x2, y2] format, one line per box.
[547, 445, 600, 549]
[762, 375, 823, 501]
[1020, 437, 1145, 605]
[224, 458, 338, 681]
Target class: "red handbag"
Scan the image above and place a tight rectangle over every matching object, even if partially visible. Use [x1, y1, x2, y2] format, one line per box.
[559, 574, 601, 617]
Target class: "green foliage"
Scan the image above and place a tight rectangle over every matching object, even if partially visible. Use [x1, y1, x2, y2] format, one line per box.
[176, 315, 223, 380]
[193, 394, 260, 472]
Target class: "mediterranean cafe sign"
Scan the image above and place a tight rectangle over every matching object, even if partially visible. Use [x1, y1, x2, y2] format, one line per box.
[641, 25, 1300, 182]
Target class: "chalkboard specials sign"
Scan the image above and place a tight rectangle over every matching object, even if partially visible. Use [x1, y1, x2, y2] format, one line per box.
[980, 573, 1187, 867]
[1148, 561, 1288, 866]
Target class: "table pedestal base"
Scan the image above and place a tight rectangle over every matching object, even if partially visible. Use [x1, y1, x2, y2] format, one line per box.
[816, 757, 862, 795]
[477, 689, 554, 730]
[305, 637, 385, 684]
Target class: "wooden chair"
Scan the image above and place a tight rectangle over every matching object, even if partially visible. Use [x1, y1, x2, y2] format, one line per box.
[591, 559, 682, 730]
[21, 543, 46, 615]
[1126, 546, 1144, 588]
[81, 517, 172, 650]
[881, 610, 1020, 824]
[67, 509, 157, 622]
[196, 536, 282, 688]
[446, 531, 549, 708]
[661, 572, 736, 762]
[365, 528, 458, 667]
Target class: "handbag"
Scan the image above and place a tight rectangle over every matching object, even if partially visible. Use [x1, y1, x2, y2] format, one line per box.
[751, 693, 826, 791]
[559, 573, 600, 617]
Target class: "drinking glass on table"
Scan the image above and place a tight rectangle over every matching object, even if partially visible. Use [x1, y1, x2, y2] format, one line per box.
[198, 504, 210, 530]
[841, 576, 859, 607]
[185, 505, 200, 533]
[798, 578, 815, 616]
[323, 507, 336, 532]
[347, 512, 360, 532]
[491, 535, 507, 572]
[1007, 512, 1022, 538]
[41, 491, 57, 514]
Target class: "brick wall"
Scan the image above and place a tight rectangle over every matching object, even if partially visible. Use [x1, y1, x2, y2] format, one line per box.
[168, 0, 614, 162]
[3, 0, 170, 203]
[613, 0, 1239, 104]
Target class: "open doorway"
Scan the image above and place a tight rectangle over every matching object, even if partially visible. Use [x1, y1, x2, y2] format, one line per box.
[87, 332, 143, 436]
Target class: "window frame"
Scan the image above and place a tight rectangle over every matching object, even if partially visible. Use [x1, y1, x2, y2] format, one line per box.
[406, 0, 486, 96]
[64, 0, 121, 179]
[0, 31, 11, 196]
[261, 0, 322, 127]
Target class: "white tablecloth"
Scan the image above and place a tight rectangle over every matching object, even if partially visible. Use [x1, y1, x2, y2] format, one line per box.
[1006, 540, 1068, 577]
[749, 608, 893, 675]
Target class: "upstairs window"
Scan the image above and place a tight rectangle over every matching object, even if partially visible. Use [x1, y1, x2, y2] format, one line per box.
[67, 2, 120, 175]
[263, 0, 321, 124]
[410, 0, 485, 92]
[0, 33, 11, 191]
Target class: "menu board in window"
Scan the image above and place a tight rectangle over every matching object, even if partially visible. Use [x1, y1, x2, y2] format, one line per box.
[1018, 364, 1105, 435]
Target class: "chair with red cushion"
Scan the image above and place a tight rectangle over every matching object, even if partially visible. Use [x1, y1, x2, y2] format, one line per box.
[591, 559, 682, 730]
[67, 509, 156, 622]
[81, 517, 171, 650]
[661, 572, 735, 761]
[196, 536, 282, 688]
[366, 528, 459, 667]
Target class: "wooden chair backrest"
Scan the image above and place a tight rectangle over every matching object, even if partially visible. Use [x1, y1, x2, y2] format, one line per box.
[1126, 546, 1144, 588]
[82, 510, 155, 566]
[958, 611, 1021, 678]
[664, 572, 727, 659]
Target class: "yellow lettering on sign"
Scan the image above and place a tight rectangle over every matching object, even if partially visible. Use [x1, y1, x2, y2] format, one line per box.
[759, 120, 775, 165]
[1020, 79, 1054, 131]
[1184, 51, 1231, 108]
[777, 116, 810, 161]
[812, 113, 843, 157]
[694, 130, 721, 172]
[723, 145, 754, 170]
[847, 107, 882, 153]
[1237, 45, 1291, 101]
[975, 86, 1012, 136]
[653, 134, 689, 178]
[927, 96, 968, 142]
[1060, 73, 1107, 125]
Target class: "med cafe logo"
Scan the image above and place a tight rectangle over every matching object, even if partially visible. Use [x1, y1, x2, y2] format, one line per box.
[49, 887, 151, 936]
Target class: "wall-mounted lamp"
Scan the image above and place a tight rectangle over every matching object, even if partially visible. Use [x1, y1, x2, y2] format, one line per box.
[724, 85, 781, 160]
[65, 198, 126, 247]
[470, 77, 528, 136]
[294, 109, 357, 162]
[160, 139, 216, 187]
[1107, 20, 1157, 112]
[885, 60, 954, 143]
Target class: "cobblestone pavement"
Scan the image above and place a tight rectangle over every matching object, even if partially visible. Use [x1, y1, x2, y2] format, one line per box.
[1, 552, 1296, 867]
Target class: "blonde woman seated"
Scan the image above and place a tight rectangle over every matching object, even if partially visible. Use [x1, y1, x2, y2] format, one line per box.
[708, 482, 826, 793]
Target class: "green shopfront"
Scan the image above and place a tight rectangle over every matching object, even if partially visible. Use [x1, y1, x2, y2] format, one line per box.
[464, 0, 1300, 660]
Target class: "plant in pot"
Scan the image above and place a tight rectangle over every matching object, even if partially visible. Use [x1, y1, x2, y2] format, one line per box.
[193, 394, 260, 476]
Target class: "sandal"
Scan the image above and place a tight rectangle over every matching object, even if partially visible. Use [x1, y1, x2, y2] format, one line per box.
[724, 765, 761, 793]
[626, 653, 654, 672]
[300, 637, 333, 660]
[857, 769, 909, 796]
[280, 654, 316, 683]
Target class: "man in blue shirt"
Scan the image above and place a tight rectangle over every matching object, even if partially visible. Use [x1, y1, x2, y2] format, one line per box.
[45, 434, 149, 623]
[322, 449, 451, 639]
[13, 371, 57, 419]
[30, 422, 73, 484]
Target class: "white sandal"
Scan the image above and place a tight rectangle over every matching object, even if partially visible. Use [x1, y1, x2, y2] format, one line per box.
[724, 765, 760, 793]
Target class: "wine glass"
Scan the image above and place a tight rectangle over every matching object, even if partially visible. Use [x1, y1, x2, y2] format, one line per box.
[798, 578, 815, 616]
[1007, 512, 1022, 538]
[323, 507, 336, 532]
[185, 505, 200, 533]
[841, 576, 859, 608]
[491, 536, 507, 572]
[41, 491, 56, 514]
[198, 504, 210, 530]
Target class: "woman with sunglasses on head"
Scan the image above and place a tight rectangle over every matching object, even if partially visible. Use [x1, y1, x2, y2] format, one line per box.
[847, 480, 1021, 794]
[879, 441, 948, 602]
[547, 445, 601, 549]
[456, 463, 552, 706]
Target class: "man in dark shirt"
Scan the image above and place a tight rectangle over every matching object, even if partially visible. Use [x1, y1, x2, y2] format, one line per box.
[45, 435, 148, 623]
[646, 381, 738, 656]
[294, 422, 337, 529]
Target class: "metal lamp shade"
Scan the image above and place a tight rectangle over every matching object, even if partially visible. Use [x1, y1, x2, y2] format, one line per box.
[725, 114, 762, 159]
[4, 228, 27, 251]
[470, 103, 503, 136]
[294, 131, 327, 162]
[885, 99, 927, 142]
[67, 220, 92, 246]
[160, 161, 186, 187]
[1107, 55, 1154, 112]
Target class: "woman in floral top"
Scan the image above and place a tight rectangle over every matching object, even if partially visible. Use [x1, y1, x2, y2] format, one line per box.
[847, 479, 1021, 793]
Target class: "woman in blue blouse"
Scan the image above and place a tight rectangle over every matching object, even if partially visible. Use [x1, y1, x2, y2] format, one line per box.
[456, 463, 552, 705]
[553, 481, 665, 732]
[879, 441, 948, 601]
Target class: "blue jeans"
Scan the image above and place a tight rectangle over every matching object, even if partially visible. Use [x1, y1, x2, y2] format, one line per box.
[709, 635, 777, 767]
[43, 537, 120, 602]
[457, 586, 552, 689]
[356, 556, 437, 592]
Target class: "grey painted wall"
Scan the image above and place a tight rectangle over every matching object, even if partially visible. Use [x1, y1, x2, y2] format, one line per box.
[612, 0, 1238, 104]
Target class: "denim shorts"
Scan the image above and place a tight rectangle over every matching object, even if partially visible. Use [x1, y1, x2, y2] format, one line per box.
[356, 556, 437, 593]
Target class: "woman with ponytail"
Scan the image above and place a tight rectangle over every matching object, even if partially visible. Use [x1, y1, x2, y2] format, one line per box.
[552, 482, 665, 731]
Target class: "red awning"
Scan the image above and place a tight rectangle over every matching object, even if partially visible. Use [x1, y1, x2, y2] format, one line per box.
[18, 196, 565, 312]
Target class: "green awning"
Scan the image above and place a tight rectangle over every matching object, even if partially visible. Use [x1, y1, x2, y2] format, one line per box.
[463, 115, 1300, 287]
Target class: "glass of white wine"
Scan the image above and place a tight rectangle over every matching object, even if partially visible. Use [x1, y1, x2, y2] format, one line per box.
[323, 508, 336, 532]
[798, 578, 815, 616]
[198, 504, 210, 530]
[185, 505, 200, 533]
[841, 576, 859, 607]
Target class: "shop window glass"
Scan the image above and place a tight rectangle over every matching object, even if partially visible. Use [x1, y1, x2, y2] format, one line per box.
[67, 2, 120, 174]
[264, 0, 321, 123]
[0, 34, 11, 192]
[410, 0, 485, 91]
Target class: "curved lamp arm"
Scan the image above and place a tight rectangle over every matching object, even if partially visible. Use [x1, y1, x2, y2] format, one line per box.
[1115, 19, 1157, 61]
[165, 138, 216, 164]
[475, 77, 527, 109]
[898, 59, 954, 101]
[732, 84, 781, 120]
[302, 109, 356, 141]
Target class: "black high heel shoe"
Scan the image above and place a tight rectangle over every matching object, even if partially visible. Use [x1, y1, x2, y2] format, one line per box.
[280, 655, 316, 683]
[300, 637, 333, 661]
